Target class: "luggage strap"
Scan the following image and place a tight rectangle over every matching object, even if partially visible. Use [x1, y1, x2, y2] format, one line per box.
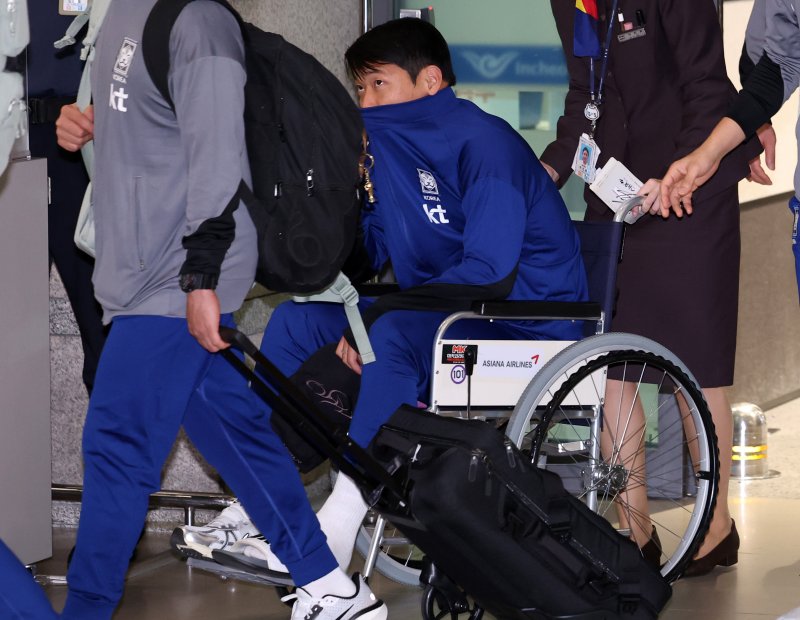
[544, 496, 573, 540]
[616, 557, 643, 615]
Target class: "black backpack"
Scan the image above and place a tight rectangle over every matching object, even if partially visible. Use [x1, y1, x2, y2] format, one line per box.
[143, 0, 364, 293]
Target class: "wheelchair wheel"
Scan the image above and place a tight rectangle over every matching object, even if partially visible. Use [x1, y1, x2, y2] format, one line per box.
[505, 333, 718, 583]
[355, 512, 424, 586]
[421, 584, 460, 620]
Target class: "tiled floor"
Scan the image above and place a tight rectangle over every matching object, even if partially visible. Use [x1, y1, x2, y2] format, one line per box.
[38, 399, 800, 619]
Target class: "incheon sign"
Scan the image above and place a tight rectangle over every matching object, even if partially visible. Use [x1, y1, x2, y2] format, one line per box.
[450, 45, 568, 85]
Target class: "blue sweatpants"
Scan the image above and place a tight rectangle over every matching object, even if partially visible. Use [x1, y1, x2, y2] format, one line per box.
[62, 315, 336, 620]
[0, 540, 57, 620]
[261, 301, 543, 447]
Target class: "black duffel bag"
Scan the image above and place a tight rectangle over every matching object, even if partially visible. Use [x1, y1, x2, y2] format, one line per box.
[369, 406, 673, 620]
[273, 343, 360, 472]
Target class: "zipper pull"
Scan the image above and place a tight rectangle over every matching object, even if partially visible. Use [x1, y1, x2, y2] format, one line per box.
[361, 152, 376, 204]
[363, 167, 375, 203]
[504, 439, 517, 469]
[468, 451, 479, 482]
[306, 169, 315, 196]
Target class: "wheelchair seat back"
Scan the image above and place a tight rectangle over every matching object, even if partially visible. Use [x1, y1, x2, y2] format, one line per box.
[575, 220, 624, 336]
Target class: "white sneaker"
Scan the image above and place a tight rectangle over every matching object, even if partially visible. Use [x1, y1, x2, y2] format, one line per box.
[283, 573, 387, 620]
[211, 535, 294, 586]
[170, 500, 260, 560]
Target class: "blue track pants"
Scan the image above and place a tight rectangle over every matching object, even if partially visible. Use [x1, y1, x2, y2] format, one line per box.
[261, 301, 534, 447]
[0, 540, 57, 619]
[61, 315, 336, 620]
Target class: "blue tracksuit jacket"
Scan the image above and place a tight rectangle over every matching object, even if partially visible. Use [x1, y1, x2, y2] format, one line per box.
[358, 87, 587, 340]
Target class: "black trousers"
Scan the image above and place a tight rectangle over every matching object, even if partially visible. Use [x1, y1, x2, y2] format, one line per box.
[29, 122, 106, 393]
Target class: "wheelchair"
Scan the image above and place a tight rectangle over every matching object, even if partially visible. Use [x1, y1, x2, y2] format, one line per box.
[355, 197, 719, 589]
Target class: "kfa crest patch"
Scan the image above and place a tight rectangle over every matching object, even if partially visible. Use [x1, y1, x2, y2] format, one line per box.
[417, 168, 439, 195]
[114, 38, 138, 78]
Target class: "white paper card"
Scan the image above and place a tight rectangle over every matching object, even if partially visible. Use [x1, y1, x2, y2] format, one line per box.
[589, 157, 644, 224]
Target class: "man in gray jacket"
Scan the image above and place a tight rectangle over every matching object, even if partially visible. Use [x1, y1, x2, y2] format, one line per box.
[55, 2, 387, 619]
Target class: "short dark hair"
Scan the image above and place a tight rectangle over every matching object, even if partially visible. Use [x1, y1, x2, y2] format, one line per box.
[345, 18, 457, 86]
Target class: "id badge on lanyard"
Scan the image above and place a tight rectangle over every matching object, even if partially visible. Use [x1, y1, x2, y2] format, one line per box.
[573, 0, 620, 182]
[572, 133, 599, 182]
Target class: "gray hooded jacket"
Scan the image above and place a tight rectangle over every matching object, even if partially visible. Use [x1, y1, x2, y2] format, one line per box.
[90, 0, 256, 323]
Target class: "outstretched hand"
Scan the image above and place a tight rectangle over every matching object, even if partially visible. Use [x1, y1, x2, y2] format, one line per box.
[660, 117, 748, 218]
[659, 150, 719, 218]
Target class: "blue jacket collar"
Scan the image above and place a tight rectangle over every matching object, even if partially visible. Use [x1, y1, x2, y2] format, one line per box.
[360, 87, 457, 126]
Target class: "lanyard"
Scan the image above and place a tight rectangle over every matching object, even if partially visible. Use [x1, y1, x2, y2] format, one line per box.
[585, 0, 621, 134]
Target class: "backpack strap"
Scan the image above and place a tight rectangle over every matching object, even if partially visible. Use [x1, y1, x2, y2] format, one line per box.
[54, 0, 116, 177]
[293, 273, 376, 365]
[54, 0, 113, 59]
[53, 12, 89, 51]
[54, 0, 115, 257]
[143, 0, 242, 110]
[142, 0, 195, 110]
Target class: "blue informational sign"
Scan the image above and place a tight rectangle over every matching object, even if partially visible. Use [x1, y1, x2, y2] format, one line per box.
[450, 45, 568, 85]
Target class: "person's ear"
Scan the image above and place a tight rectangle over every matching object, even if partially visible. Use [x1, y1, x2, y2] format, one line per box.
[419, 65, 444, 94]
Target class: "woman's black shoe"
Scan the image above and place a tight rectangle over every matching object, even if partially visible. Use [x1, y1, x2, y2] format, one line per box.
[682, 519, 739, 578]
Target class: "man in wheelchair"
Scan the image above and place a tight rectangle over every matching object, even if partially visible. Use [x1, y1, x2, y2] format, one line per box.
[173, 16, 588, 584]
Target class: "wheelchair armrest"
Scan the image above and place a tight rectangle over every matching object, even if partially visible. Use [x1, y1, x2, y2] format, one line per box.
[355, 283, 401, 297]
[470, 300, 603, 321]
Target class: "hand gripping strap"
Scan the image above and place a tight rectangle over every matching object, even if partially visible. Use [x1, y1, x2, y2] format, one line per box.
[56, 0, 114, 257]
[292, 272, 376, 364]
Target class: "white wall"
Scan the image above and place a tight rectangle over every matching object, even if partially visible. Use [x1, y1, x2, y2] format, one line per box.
[723, 0, 797, 202]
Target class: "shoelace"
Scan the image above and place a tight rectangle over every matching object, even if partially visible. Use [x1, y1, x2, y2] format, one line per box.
[280, 591, 309, 618]
[235, 536, 287, 571]
[205, 502, 247, 529]
[280, 588, 323, 618]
